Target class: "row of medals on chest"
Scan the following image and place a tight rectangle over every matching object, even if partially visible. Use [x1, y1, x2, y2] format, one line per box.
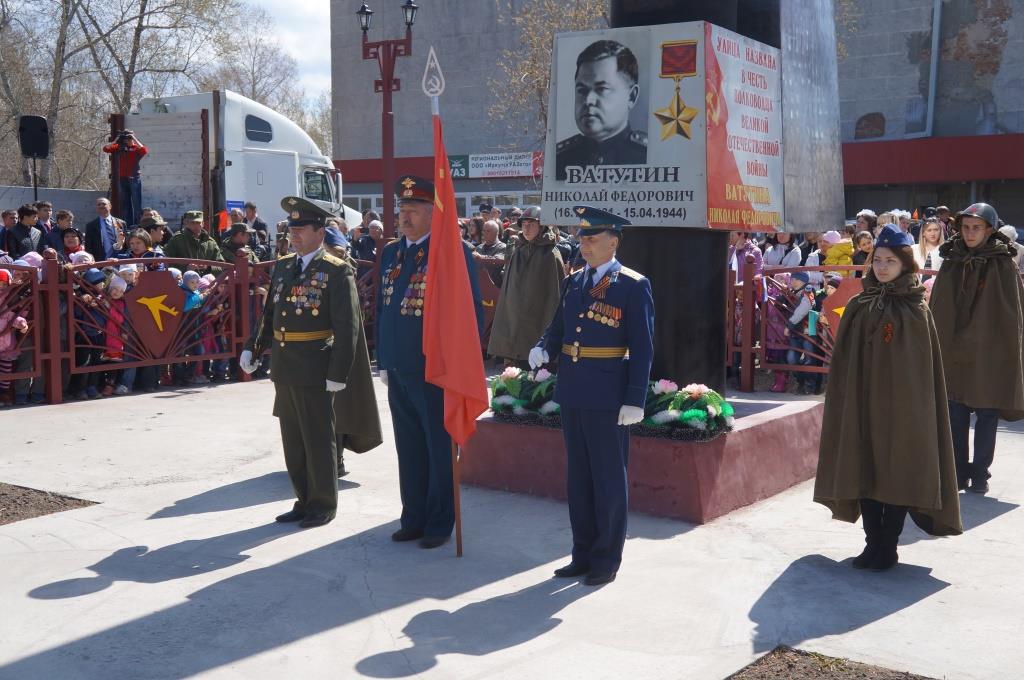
[383, 250, 426, 317]
[582, 275, 620, 328]
[274, 271, 328, 316]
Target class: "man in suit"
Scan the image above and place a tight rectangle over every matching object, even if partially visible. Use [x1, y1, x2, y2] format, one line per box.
[376, 174, 484, 549]
[240, 196, 364, 528]
[244, 201, 270, 242]
[531, 205, 654, 586]
[84, 197, 127, 262]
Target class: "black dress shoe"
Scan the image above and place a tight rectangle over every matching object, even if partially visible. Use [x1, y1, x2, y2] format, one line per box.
[553, 562, 590, 578]
[275, 509, 305, 523]
[391, 528, 424, 542]
[299, 513, 334, 528]
[851, 545, 877, 570]
[338, 464, 349, 478]
[869, 549, 898, 572]
[583, 571, 617, 586]
[418, 535, 449, 549]
[970, 479, 989, 494]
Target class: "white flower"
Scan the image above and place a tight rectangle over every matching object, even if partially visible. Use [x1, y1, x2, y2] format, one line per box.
[539, 400, 560, 415]
[501, 366, 522, 380]
[651, 409, 681, 424]
[493, 395, 517, 406]
[725, 417, 735, 427]
[535, 368, 553, 381]
[512, 405, 529, 416]
[682, 383, 710, 399]
[684, 418, 707, 430]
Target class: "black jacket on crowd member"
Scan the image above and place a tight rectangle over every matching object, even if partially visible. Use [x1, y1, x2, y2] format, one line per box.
[799, 238, 816, 266]
[352, 234, 377, 263]
[3, 223, 44, 258]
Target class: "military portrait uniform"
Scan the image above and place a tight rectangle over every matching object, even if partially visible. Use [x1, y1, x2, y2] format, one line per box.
[533, 206, 654, 585]
[243, 197, 364, 528]
[377, 175, 483, 549]
[555, 127, 648, 180]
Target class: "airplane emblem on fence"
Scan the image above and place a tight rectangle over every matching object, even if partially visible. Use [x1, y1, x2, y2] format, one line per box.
[136, 295, 179, 332]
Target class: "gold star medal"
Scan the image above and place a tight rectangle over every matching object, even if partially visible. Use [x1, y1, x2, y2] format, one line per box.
[653, 40, 699, 141]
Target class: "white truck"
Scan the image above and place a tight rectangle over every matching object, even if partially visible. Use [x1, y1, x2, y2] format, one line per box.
[121, 89, 360, 240]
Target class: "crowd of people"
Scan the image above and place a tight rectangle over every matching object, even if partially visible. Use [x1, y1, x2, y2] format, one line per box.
[728, 204, 1023, 396]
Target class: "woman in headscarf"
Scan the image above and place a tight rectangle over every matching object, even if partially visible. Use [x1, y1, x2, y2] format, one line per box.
[815, 225, 962, 572]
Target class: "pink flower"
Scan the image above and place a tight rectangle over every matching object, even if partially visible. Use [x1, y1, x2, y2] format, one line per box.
[501, 366, 522, 380]
[535, 368, 552, 381]
[652, 379, 679, 395]
[682, 383, 710, 399]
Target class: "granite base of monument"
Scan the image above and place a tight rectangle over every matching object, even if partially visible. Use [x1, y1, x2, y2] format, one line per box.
[461, 397, 823, 524]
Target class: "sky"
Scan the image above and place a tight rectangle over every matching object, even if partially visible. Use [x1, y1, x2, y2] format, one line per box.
[255, 0, 333, 97]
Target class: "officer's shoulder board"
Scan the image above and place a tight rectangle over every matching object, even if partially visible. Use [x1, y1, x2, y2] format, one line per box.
[321, 252, 346, 267]
[617, 266, 645, 281]
[557, 134, 586, 153]
[629, 130, 648, 147]
[278, 252, 297, 261]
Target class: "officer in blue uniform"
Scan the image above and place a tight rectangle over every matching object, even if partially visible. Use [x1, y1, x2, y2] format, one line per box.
[377, 174, 484, 549]
[531, 205, 654, 586]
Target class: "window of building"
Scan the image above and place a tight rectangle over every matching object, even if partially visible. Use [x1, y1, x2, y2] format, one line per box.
[245, 115, 273, 143]
[522, 193, 542, 206]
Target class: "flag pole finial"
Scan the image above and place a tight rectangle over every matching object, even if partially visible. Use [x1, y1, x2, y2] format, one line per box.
[422, 46, 445, 114]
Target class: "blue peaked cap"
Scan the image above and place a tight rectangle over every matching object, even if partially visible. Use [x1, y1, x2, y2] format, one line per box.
[874, 224, 915, 249]
[573, 205, 632, 236]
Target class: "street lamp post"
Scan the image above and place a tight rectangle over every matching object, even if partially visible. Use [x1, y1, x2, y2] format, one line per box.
[357, 1, 418, 240]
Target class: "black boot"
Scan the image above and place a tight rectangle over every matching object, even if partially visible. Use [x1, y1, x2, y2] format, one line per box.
[854, 499, 882, 569]
[870, 504, 907, 572]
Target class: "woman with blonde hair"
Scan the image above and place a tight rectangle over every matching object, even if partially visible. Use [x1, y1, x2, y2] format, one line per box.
[914, 217, 945, 271]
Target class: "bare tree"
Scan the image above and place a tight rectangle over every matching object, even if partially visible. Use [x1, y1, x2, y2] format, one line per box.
[76, 0, 237, 114]
[488, 0, 608, 147]
[197, 4, 299, 113]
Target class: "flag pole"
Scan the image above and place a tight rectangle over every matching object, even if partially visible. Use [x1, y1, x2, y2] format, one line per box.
[424, 48, 463, 557]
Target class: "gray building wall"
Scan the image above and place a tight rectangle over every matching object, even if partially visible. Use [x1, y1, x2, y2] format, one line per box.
[0, 187, 106, 222]
[331, 0, 541, 161]
[838, 0, 1024, 141]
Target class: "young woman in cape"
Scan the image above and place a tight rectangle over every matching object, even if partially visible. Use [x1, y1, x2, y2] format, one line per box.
[929, 203, 1024, 494]
[814, 224, 962, 572]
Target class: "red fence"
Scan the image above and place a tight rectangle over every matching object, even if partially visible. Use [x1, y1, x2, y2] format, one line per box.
[0, 251, 378, 404]
[728, 261, 940, 392]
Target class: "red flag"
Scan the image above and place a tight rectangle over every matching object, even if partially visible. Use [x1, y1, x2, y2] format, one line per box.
[423, 115, 488, 445]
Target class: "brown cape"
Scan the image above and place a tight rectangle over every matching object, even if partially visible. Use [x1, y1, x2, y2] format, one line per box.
[487, 230, 565, 361]
[332, 250, 383, 454]
[929, 232, 1024, 420]
[814, 271, 962, 536]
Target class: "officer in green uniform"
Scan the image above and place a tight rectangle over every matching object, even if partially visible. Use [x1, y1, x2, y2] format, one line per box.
[240, 197, 362, 528]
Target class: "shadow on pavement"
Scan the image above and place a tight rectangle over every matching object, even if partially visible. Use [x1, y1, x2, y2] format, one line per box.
[28, 523, 295, 599]
[901, 492, 1019, 546]
[3, 521, 566, 678]
[356, 579, 591, 677]
[148, 472, 359, 519]
[748, 554, 950, 652]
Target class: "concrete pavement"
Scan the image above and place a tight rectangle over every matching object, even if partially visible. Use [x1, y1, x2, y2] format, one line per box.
[1, 379, 1021, 679]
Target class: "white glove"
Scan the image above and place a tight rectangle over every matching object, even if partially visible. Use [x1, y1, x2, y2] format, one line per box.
[379, 369, 389, 386]
[326, 380, 346, 392]
[617, 405, 645, 426]
[528, 347, 549, 369]
[239, 350, 260, 374]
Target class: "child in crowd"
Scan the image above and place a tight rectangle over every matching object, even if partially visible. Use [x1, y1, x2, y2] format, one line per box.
[174, 271, 207, 385]
[782, 272, 824, 395]
[70, 268, 108, 399]
[0, 269, 30, 404]
[102, 275, 139, 396]
[117, 263, 139, 289]
[167, 267, 183, 286]
[851, 230, 873, 275]
[815, 224, 961, 571]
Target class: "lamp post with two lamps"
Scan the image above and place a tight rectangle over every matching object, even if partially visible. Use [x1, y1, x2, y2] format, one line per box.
[356, 0, 419, 240]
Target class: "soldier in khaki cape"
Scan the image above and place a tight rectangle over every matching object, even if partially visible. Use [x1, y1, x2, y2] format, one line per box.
[240, 197, 363, 528]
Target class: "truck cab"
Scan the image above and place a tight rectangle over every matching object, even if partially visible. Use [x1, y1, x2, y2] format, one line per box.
[131, 90, 359, 239]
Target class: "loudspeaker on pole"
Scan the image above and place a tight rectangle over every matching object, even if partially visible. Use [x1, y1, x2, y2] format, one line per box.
[18, 115, 50, 160]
